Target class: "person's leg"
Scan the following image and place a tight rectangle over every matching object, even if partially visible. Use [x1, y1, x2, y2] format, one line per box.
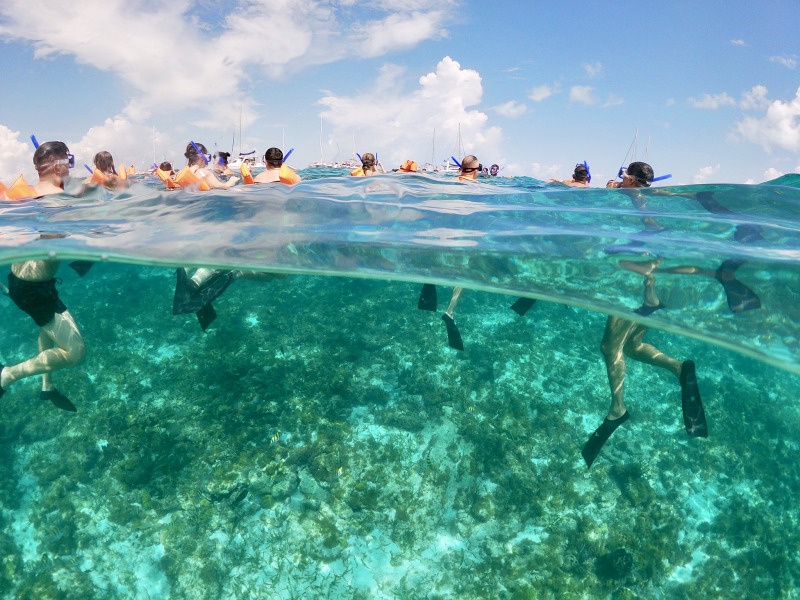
[623, 325, 681, 377]
[1, 311, 85, 389]
[234, 270, 287, 282]
[600, 316, 639, 419]
[444, 287, 463, 319]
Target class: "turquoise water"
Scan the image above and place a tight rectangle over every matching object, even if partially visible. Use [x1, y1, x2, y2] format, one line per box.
[1, 171, 799, 597]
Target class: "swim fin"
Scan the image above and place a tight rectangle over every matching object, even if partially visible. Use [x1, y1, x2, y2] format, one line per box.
[41, 388, 77, 412]
[418, 284, 437, 311]
[510, 297, 537, 316]
[196, 303, 217, 331]
[581, 412, 630, 468]
[680, 360, 707, 437]
[714, 260, 761, 313]
[69, 260, 95, 277]
[173, 269, 236, 315]
[633, 302, 665, 316]
[441, 314, 464, 351]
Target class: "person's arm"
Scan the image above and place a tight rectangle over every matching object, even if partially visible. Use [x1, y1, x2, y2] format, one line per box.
[199, 168, 239, 189]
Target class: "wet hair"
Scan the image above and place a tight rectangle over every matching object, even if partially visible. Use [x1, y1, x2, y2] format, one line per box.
[627, 161, 654, 187]
[361, 153, 376, 168]
[460, 155, 480, 171]
[573, 164, 589, 182]
[159, 161, 173, 172]
[94, 151, 116, 175]
[215, 151, 231, 166]
[184, 142, 208, 165]
[265, 147, 283, 167]
[33, 141, 69, 170]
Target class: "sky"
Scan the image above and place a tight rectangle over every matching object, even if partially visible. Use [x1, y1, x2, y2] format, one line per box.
[0, 0, 798, 185]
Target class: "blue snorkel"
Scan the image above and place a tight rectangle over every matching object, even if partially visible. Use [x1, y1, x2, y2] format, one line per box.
[583, 161, 591, 183]
[30, 135, 40, 149]
[451, 155, 462, 168]
[190, 141, 208, 166]
[652, 174, 672, 182]
[84, 164, 94, 174]
[282, 148, 294, 164]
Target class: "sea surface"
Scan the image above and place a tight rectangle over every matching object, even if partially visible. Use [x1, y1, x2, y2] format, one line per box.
[0, 168, 799, 598]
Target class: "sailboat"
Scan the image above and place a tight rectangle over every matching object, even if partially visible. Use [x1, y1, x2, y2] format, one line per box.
[441, 124, 465, 172]
[228, 106, 260, 170]
[308, 118, 332, 168]
[422, 129, 438, 172]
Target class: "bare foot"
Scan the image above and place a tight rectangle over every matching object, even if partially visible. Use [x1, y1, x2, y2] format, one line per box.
[619, 257, 662, 276]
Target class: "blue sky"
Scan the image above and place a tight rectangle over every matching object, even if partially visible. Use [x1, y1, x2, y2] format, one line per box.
[1, 0, 798, 185]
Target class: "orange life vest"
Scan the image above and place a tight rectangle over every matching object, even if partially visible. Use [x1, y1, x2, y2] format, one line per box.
[118, 164, 128, 180]
[3, 175, 37, 201]
[240, 163, 255, 185]
[350, 167, 365, 177]
[279, 164, 301, 185]
[155, 169, 180, 189]
[88, 169, 109, 186]
[128, 165, 135, 175]
[174, 167, 211, 191]
[0, 180, 7, 200]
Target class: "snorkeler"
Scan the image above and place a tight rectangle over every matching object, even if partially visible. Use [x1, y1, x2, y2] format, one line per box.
[350, 153, 385, 177]
[253, 148, 301, 184]
[1, 141, 87, 412]
[417, 155, 482, 351]
[85, 150, 127, 189]
[581, 162, 707, 468]
[174, 142, 239, 190]
[548, 162, 591, 187]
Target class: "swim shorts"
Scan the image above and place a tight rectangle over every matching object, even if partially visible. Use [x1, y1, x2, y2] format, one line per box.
[8, 272, 68, 327]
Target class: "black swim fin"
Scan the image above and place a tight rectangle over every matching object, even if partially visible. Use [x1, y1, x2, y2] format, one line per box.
[581, 412, 630, 468]
[714, 260, 761, 313]
[680, 360, 708, 437]
[633, 302, 665, 316]
[69, 260, 95, 277]
[196, 303, 217, 331]
[41, 388, 77, 412]
[441, 314, 464, 351]
[173, 269, 236, 315]
[418, 284, 437, 311]
[510, 297, 537, 316]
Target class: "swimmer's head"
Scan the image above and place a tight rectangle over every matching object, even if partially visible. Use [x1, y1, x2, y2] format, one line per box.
[573, 163, 589, 182]
[361, 153, 376, 167]
[159, 161, 173, 172]
[460, 155, 480, 173]
[626, 161, 654, 187]
[33, 141, 72, 172]
[265, 147, 283, 167]
[94, 151, 116, 175]
[489, 164, 499, 176]
[215, 151, 231, 166]
[185, 142, 209, 165]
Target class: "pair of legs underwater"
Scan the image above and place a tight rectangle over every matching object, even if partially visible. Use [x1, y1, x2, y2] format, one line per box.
[173, 267, 285, 330]
[2, 262, 86, 412]
[582, 256, 762, 468]
[417, 285, 538, 351]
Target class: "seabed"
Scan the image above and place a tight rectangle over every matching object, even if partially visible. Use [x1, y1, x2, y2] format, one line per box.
[1, 263, 799, 599]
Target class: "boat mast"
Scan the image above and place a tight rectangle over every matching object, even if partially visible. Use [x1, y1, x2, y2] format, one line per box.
[239, 105, 243, 155]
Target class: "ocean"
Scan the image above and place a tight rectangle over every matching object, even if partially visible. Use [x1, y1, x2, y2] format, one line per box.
[1, 169, 799, 598]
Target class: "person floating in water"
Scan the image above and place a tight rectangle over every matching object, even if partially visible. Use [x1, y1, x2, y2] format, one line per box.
[548, 162, 591, 187]
[2, 141, 87, 412]
[253, 148, 301, 184]
[174, 142, 239, 190]
[350, 153, 385, 177]
[581, 162, 707, 468]
[85, 150, 127, 189]
[417, 155, 482, 351]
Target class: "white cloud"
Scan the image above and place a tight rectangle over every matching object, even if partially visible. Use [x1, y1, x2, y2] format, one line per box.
[730, 39, 746, 47]
[0, 125, 33, 182]
[740, 85, 770, 110]
[763, 167, 784, 181]
[318, 56, 502, 169]
[528, 84, 558, 102]
[530, 163, 563, 180]
[735, 87, 800, 152]
[569, 86, 595, 105]
[584, 62, 602, 78]
[493, 101, 528, 118]
[0, 0, 453, 133]
[693, 164, 720, 184]
[603, 94, 624, 108]
[689, 92, 737, 109]
[769, 55, 797, 69]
